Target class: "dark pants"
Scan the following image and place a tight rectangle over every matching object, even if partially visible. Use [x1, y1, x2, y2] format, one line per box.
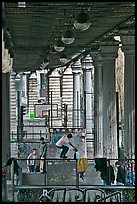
[56, 145, 69, 157]
[29, 165, 35, 172]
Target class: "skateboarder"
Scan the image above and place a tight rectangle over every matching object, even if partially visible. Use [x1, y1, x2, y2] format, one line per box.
[56, 133, 76, 158]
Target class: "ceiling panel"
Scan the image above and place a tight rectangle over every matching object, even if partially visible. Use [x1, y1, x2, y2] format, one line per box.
[3, 2, 135, 73]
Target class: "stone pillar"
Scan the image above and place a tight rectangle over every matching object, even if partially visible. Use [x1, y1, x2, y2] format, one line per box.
[120, 29, 135, 159]
[100, 39, 119, 159]
[81, 55, 94, 158]
[2, 73, 10, 165]
[92, 53, 103, 157]
[10, 71, 17, 132]
[71, 60, 81, 128]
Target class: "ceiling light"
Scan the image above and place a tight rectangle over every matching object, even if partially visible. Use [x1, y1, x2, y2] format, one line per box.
[18, 2, 26, 8]
[62, 29, 75, 45]
[74, 10, 91, 31]
[54, 37, 65, 52]
[49, 46, 58, 54]
[59, 53, 68, 64]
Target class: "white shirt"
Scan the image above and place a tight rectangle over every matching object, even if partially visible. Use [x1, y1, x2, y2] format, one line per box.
[56, 135, 70, 147]
[27, 153, 37, 165]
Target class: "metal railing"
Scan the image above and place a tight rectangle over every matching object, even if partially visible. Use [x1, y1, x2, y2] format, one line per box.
[11, 127, 86, 142]
[7, 158, 135, 202]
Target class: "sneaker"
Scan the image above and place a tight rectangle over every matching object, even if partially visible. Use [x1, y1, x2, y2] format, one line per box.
[60, 155, 66, 158]
[61, 155, 68, 159]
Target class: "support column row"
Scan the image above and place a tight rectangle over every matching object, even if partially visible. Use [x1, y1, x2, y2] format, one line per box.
[100, 39, 119, 159]
[120, 29, 135, 159]
[71, 60, 81, 128]
[81, 55, 94, 158]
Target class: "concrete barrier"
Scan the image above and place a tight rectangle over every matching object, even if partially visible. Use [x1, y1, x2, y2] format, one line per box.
[22, 173, 45, 185]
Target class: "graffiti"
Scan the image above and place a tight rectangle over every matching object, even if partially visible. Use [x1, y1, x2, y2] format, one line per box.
[14, 188, 125, 202]
[15, 189, 42, 202]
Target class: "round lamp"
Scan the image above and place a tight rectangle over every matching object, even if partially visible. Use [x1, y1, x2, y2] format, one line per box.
[74, 10, 91, 31]
[59, 53, 68, 64]
[62, 29, 75, 45]
[54, 38, 65, 52]
[49, 46, 58, 54]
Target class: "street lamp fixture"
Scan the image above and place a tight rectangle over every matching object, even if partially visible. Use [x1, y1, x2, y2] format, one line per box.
[54, 37, 65, 52]
[49, 46, 58, 54]
[18, 2, 26, 8]
[59, 53, 68, 64]
[74, 10, 91, 31]
[61, 29, 75, 45]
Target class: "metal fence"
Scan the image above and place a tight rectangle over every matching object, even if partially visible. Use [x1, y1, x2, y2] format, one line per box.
[10, 128, 86, 158]
[11, 127, 86, 142]
[5, 158, 135, 202]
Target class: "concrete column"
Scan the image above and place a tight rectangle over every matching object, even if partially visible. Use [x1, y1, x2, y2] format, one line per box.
[120, 29, 135, 159]
[81, 54, 94, 158]
[2, 73, 10, 165]
[92, 53, 103, 157]
[71, 60, 81, 128]
[10, 71, 17, 132]
[100, 39, 119, 159]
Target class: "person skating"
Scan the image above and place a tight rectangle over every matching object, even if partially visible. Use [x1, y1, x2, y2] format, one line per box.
[56, 133, 76, 158]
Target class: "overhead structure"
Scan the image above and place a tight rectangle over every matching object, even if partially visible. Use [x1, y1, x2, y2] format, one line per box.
[2, 2, 134, 73]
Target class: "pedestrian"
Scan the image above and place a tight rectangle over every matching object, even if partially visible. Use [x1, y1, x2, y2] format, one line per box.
[101, 159, 115, 185]
[125, 162, 135, 186]
[39, 137, 47, 173]
[73, 148, 84, 179]
[5, 157, 20, 185]
[95, 157, 107, 182]
[56, 133, 76, 158]
[27, 148, 38, 172]
[115, 161, 125, 185]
